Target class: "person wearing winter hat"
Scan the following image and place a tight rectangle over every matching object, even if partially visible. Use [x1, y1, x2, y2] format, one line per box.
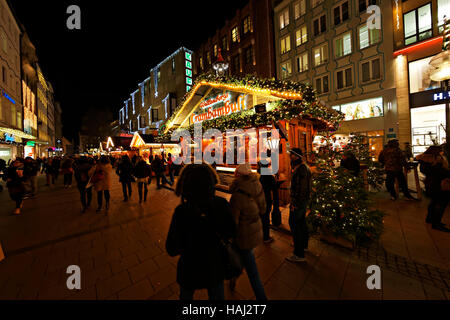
[229, 163, 267, 300]
[286, 148, 312, 263]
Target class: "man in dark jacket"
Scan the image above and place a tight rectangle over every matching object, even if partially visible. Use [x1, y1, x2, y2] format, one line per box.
[340, 151, 360, 177]
[378, 139, 415, 201]
[74, 157, 93, 213]
[116, 155, 134, 201]
[23, 157, 39, 197]
[258, 161, 278, 243]
[286, 148, 311, 263]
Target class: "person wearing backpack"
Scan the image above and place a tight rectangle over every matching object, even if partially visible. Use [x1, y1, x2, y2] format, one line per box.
[166, 164, 236, 300]
[133, 157, 151, 203]
[229, 163, 267, 300]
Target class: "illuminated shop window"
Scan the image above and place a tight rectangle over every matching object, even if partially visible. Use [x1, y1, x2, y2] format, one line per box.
[408, 57, 440, 94]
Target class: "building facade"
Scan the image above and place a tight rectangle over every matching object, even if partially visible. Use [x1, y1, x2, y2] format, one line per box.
[0, 0, 24, 162]
[119, 47, 193, 135]
[193, 0, 276, 79]
[392, 0, 449, 156]
[274, 0, 397, 158]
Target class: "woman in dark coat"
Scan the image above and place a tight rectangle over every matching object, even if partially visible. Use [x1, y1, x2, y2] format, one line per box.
[417, 146, 450, 232]
[6, 159, 26, 215]
[116, 155, 134, 202]
[166, 164, 236, 300]
[133, 157, 151, 203]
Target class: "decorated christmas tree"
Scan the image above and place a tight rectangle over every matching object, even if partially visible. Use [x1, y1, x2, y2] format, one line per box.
[308, 135, 385, 246]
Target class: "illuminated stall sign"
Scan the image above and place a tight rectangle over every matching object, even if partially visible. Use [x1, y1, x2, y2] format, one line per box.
[333, 97, 383, 121]
[191, 92, 250, 124]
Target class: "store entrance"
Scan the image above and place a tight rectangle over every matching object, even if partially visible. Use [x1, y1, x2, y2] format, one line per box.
[410, 104, 446, 157]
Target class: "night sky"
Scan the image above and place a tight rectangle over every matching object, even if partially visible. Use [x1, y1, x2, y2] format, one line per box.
[11, 0, 249, 143]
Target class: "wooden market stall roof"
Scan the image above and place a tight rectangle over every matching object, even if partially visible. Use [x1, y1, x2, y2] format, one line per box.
[160, 75, 343, 137]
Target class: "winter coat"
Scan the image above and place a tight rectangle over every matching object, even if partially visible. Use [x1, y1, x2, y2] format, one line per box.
[116, 161, 134, 183]
[61, 158, 74, 175]
[166, 196, 236, 290]
[6, 165, 25, 195]
[133, 161, 151, 179]
[259, 174, 277, 208]
[92, 163, 112, 192]
[230, 173, 266, 250]
[74, 163, 93, 186]
[378, 146, 408, 172]
[151, 157, 164, 174]
[23, 160, 39, 178]
[290, 163, 312, 208]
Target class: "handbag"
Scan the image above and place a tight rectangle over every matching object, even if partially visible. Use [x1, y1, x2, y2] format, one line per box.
[441, 178, 450, 192]
[91, 167, 104, 184]
[219, 238, 244, 280]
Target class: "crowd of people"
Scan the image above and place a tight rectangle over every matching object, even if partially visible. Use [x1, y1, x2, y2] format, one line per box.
[0, 152, 180, 215]
[0, 139, 448, 300]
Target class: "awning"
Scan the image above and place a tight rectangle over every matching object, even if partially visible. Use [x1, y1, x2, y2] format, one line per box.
[0, 127, 36, 140]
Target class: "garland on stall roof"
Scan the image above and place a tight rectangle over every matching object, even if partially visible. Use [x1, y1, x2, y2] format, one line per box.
[157, 73, 344, 141]
[158, 74, 322, 135]
[157, 98, 344, 142]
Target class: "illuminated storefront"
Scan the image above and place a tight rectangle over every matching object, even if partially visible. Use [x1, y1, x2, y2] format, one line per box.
[330, 97, 389, 159]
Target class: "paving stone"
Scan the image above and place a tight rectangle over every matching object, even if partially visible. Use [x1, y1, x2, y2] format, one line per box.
[117, 279, 155, 300]
[110, 253, 139, 274]
[128, 259, 159, 283]
[149, 264, 176, 295]
[96, 271, 132, 299]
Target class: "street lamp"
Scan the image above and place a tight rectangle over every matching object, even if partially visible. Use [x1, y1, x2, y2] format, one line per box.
[429, 15, 450, 158]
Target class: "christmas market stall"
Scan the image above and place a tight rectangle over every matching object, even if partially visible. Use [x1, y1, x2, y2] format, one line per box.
[130, 131, 181, 163]
[158, 73, 343, 204]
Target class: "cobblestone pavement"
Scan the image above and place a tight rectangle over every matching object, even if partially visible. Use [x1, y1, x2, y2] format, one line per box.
[0, 174, 448, 300]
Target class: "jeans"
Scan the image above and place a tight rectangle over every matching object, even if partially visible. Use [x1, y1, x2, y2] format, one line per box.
[179, 282, 224, 301]
[238, 248, 267, 301]
[78, 184, 92, 209]
[64, 173, 73, 186]
[261, 200, 272, 240]
[289, 202, 309, 258]
[169, 170, 175, 184]
[97, 190, 110, 208]
[121, 182, 132, 200]
[30, 175, 38, 195]
[386, 170, 411, 198]
[137, 182, 148, 202]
